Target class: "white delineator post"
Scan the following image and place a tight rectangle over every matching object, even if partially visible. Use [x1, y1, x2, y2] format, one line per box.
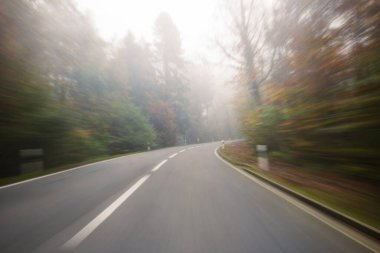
[256, 145, 269, 170]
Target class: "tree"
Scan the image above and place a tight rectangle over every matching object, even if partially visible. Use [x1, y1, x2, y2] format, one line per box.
[0, 0, 55, 175]
[154, 12, 190, 143]
[238, 0, 380, 181]
[0, 0, 159, 176]
[147, 100, 177, 147]
[113, 33, 159, 112]
[217, 0, 276, 105]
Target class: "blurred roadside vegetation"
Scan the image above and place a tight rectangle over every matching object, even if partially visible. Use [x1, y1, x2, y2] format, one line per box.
[224, 0, 380, 183]
[0, 1, 238, 177]
[219, 142, 380, 229]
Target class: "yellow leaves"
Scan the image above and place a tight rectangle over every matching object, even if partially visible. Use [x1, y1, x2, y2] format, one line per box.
[71, 128, 91, 139]
[261, 82, 287, 105]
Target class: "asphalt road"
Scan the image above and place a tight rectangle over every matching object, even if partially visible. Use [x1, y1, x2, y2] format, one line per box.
[0, 142, 375, 253]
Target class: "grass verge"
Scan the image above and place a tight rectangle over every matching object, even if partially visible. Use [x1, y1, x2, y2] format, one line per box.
[218, 141, 380, 231]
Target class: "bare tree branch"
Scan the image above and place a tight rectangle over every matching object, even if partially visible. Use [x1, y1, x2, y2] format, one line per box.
[246, 0, 256, 30]
[218, 0, 276, 105]
[257, 47, 277, 85]
[215, 39, 245, 65]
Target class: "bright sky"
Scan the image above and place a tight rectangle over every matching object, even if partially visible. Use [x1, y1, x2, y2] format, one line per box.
[75, 0, 221, 59]
[75, 0, 275, 61]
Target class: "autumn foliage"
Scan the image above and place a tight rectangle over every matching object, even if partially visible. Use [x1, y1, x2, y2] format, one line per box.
[238, 0, 380, 181]
[0, 1, 228, 176]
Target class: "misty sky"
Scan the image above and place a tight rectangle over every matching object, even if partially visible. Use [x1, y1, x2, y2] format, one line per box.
[75, 0, 275, 61]
[75, 0, 221, 60]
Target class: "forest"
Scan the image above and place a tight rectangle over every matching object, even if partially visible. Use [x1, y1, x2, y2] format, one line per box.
[0, 0, 238, 177]
[225, 0, 380, 182]
[1, 0, 379, 183]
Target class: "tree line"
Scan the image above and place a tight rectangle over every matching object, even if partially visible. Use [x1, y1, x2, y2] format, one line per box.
[0, 0, 236, 177]
[222, 0, 380, 182]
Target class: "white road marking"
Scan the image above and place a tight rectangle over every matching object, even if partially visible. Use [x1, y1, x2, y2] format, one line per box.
[179, 149, 186, 153]
[0, 153, 143, 190]
[187, 147, 194, 150]
[169, 153, 178, 159]
[151, 160, 167, 172]
[62, 174, 150, 250]
[214, 147, 380, 253]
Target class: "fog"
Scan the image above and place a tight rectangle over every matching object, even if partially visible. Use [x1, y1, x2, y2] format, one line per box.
[0, 0, 243, 176]
[0, 0, 379, 195]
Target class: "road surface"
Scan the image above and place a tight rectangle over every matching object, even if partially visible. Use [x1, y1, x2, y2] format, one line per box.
[0, 142, 375, 253]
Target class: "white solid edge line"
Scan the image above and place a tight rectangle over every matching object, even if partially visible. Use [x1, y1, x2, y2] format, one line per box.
[214, 147, 380, 253]
[169, 153, 178, 159]
[0, 155, 134, 190]
[62, 174, 150, 250]
[151, 160, 167, 172]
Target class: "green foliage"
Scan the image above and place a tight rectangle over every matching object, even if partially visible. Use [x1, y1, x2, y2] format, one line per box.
[242, 106, 284, 153]
[0, 1, 218, 177]
[104, 102, 156, 153]
[148, 100, 177, 147]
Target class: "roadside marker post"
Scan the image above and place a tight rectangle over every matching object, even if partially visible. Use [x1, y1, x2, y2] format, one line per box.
[256, 145, 269, 170]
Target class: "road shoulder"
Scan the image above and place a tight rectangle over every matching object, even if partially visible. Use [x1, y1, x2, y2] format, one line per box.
[214, 146, 380, 253]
